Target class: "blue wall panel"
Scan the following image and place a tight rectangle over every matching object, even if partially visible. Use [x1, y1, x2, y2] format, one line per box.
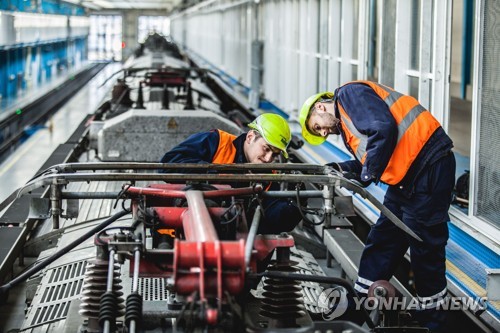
[0, 0, 86, 16]
[0, 52, 6, 99]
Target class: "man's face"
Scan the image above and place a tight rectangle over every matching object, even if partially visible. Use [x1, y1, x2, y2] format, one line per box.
[307, 103, 339, 138]
[244, 131, 281, 163]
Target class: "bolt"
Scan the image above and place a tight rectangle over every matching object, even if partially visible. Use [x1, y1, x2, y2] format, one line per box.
[374, 286, 387, 298]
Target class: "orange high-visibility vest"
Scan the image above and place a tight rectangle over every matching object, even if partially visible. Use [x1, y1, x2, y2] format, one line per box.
[212, 130, 237, 164]
[212, 130, 273, 190]
[337, 81, 441, 185]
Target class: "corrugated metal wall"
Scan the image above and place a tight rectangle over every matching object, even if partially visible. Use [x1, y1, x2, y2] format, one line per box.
[170, 0, 500, 232]
[170, 0, 450, 122]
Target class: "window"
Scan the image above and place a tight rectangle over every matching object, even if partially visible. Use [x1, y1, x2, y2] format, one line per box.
[88, 15, 122, 61]
[138, 16, 170, 43]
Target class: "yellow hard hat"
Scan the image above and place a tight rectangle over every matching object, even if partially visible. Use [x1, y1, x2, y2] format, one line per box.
[248, 113, 291, 158]
[299, 92, 334, 145]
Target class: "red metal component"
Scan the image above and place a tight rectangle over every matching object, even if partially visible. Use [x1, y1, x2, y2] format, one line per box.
[133, 253, 174, 278]
[126, 186, 187, 198]
[148, 184, 190, 190]
[215, 241, 222, 308]
[129, 183, 295, 312]
[146, 71, 187, 87]
[198, 241, 206, 300]
[253, 234, 295, 261]
[175, 272, 244, 295]
[175, 240, 245, 268]
[205, 308, 218, 326]
[154, 207, 227, 228]
[148, 184, 231, 190]
[126, 184, 260, 199]
[201, 185, 262, 198]
[183, 191, 218, 242]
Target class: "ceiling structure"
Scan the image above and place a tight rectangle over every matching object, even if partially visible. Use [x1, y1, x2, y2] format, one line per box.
[64, 0, 187, 13]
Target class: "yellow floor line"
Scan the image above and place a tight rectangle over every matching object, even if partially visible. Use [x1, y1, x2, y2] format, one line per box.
[446, 259, 500, 310]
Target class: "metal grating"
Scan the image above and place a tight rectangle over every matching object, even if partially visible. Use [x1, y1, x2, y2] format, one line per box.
[293, 250, 326, 314]
[22, 260, 87, 330]
[477, 0, 500, 228]
[137, 277, 169, 301]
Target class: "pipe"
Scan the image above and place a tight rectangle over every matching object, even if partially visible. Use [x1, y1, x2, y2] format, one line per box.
[103, 249, 116, 333]
[60, 189, 317, 201]
[261, 190, 323, 198]
[244, 207, 262, 268]
[126, 185, 262, 199]
[129, 246, 141, 333]
[35, 162, 326, 174]
[183, 191, 218, 242]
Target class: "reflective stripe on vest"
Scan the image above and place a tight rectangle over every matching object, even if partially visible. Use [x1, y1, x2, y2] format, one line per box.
[212, 130, 237, 164]
[340, 80, 442, 185]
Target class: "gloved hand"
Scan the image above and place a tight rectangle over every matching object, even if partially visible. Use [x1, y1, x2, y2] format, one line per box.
[341, 171, 372, 188]
[326, 162, 343, 173]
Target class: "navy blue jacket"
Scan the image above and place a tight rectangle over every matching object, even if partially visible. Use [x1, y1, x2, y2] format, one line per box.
[334, 83, 453, 197]
[160, 130, 302, 234]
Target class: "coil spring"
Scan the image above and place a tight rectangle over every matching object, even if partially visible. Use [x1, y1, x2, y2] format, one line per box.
[78, 259, 124, 319]
[259, 260, 306, 322]
[125, 292, 143, 327]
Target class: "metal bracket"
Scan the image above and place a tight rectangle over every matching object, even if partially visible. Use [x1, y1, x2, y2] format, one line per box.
[28, 198, 51, 219]
[486, 268, 500, 301]
[61, 199, 79, 219]
[334, 196, 356, 217]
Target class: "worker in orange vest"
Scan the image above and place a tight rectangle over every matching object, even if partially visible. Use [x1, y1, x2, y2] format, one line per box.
[161, 113, 302, 234]
[300, 81, 455, 332]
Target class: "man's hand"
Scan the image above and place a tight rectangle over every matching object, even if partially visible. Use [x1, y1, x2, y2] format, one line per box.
[342, 171, 372, 188]
[326, 162, 343, 173]
[325, 160, 372, 187]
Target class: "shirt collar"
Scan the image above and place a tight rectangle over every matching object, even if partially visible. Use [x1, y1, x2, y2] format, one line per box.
[233, 133, 248, 163]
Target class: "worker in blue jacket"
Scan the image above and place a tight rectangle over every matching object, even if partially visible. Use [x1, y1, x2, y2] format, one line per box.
[160, 113, 302, 234]
[300, 81, 455, 332]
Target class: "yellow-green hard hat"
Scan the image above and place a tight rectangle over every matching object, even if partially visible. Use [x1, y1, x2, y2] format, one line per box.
[248, 113, 291, 158]
[299, 91, 334, 145]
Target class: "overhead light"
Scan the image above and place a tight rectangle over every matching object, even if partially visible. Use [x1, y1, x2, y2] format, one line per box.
[91, 0, 115, 8]
[61, 0, 81, 5]
[81, 1, 103, 10]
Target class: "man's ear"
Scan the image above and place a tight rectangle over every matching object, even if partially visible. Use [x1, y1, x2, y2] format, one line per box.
[246, 130, 256, 143]
[313, 101, 325, 112]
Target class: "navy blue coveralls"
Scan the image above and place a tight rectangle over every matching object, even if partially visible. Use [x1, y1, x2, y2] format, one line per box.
[160, 130, 302, 234]
[334, 84, 455, 331]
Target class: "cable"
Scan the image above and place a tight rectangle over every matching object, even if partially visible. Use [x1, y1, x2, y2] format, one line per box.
[220, 202, 242, 225]
[0, 210, 130, 301]
[96, 226, 136, 245]
[113, 183, 132, 209]
[296, 184, 324, 226]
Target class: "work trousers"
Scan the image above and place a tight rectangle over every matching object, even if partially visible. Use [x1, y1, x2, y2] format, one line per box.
[355, 152, 456, 331]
